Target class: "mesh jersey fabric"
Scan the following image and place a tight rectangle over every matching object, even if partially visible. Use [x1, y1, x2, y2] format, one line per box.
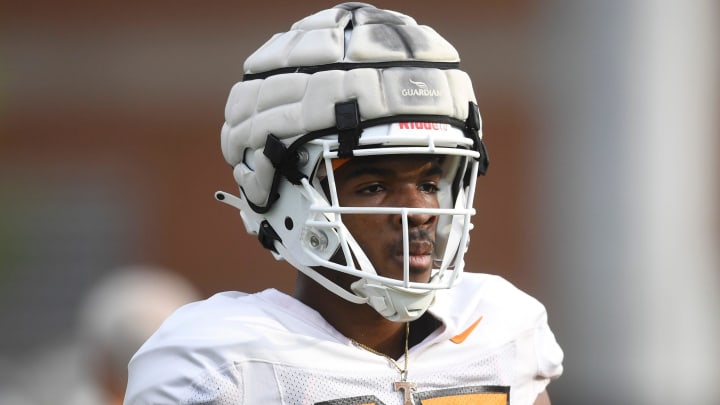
[124, 273, 563, 405]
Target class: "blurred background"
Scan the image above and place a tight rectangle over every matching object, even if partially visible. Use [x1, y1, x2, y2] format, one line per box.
[1, 1, 718, 404]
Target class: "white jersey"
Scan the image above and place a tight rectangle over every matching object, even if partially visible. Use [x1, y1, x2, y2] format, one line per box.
[124, 273, 563, 405]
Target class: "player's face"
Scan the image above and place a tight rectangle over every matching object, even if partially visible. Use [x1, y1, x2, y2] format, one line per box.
[333, 155, 441, 282]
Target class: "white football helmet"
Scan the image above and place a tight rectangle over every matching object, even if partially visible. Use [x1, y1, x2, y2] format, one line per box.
[216, 3, 488, 322]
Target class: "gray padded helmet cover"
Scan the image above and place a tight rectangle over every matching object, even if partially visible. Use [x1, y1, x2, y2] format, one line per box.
[221, 2, 481, 209]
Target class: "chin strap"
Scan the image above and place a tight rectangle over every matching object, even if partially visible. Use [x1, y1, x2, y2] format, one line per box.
[276, 235, 436, 322]
[221, 180, 441, 321]
[299, 179, 438, 321]
[274, 242, 368, 304]
[351, 278, 437, 322]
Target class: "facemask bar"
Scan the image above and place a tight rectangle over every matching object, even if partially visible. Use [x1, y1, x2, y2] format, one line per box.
[305, 204, 476, 289]
[215, 121, 483, 320]
[296, 136, 479, 292]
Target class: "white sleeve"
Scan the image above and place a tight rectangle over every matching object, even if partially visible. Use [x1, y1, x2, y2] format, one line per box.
[124, 350, 244, 405]
[532, 317, 564, 397]
[512, 307, 563, 404]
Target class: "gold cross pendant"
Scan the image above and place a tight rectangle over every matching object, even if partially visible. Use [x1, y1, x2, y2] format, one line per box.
[393, 381, 417, 405]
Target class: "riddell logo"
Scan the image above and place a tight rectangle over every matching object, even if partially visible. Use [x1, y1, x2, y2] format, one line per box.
[401, 79, 440, 97]
[399, 122, 450, 131]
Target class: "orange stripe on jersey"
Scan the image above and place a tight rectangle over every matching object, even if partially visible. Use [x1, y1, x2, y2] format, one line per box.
[415, 386, 509, 405]
[421, 392, 507, 405]
[314, 395, 382, 405]
[450, 316, 483, 344]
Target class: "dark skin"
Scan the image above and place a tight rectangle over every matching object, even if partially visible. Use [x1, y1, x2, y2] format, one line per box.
[293, 155, 552, 404]
[295, 155, 441, 359]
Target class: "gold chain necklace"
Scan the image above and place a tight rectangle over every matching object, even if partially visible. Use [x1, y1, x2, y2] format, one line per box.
[351, 321, 417, 405]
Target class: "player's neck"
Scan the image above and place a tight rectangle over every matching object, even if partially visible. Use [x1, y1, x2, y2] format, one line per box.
[293, 273, 408, 359]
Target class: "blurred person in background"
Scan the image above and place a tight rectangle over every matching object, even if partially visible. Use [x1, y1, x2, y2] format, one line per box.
[70, 265, 200, 405]
[0, 358, 35, 405]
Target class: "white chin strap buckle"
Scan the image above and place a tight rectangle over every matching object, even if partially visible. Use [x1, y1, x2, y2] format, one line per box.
[351, 280, 436, 322]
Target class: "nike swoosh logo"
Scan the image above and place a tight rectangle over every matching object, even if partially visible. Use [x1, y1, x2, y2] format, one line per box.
[450, 316, 483, 344]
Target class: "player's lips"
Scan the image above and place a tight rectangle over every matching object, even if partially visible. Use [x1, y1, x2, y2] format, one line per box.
[394, 241, 434, 270]
[406, 253, 433, 269]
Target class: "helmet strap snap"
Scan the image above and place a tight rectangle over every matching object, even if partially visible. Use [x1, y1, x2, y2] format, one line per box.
[335, 100, 362, 158]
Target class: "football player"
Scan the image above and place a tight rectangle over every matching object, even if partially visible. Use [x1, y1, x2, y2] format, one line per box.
[125, 3, 563, 404]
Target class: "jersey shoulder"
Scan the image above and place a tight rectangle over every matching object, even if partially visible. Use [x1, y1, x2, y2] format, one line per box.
[434, 272, 563, 373]
[124, 289, 320, 404]
[142, 290, 279, 341]
[433, 272, 548, 336]
[429, 273, 564, 401]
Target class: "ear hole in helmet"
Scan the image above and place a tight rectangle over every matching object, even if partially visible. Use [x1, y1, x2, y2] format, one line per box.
[284, 217, 294, 230]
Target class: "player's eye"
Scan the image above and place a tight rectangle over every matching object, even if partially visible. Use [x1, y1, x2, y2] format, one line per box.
[418, 182, 440, 194]
[359, 183, 385, 194]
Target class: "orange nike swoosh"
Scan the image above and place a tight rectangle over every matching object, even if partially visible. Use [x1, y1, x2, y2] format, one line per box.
[450, 316, 483, 344]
